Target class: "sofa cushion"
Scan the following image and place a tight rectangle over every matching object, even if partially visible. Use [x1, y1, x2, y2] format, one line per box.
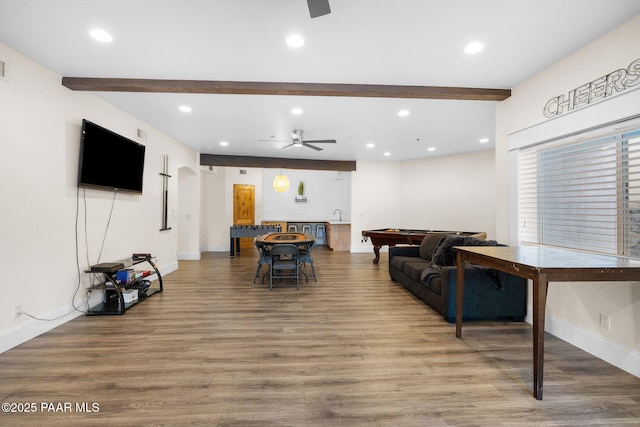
[424, 275, 442, 295]
[431, 235, 497, 266]
[390, 255, 420, 272]
[418, 233, 447, 260]
[403, 260, 432, 282]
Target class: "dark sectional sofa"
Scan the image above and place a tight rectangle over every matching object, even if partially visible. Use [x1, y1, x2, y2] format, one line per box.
[389, 233, 527, 323]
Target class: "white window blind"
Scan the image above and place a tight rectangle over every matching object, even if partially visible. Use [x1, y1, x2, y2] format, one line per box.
[518, 121, 640, 257]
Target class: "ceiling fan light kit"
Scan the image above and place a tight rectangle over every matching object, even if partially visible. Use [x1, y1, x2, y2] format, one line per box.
[266, 129, 337, 151]
[260, 129, 337, 152]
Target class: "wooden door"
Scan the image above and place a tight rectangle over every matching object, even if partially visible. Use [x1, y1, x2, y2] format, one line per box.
[233, 184, 255, 249]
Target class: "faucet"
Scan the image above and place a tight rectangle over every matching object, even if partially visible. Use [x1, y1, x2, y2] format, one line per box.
[333, 209, 342, 222]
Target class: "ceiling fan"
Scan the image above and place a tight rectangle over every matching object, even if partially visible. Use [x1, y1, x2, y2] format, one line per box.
[261, 129, 337, 151]
[307, 0, 331, 18]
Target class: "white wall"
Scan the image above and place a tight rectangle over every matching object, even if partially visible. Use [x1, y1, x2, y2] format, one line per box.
[177, 166, 201, 260]
[495, 15, 640, 376]
[263, 169, 351, 222]
[350, 152, 497, 254]
[399, 150, 496, 237]
[200, 166, 227, 252]
[200, 167, 351, 251]
[200, 152, 497, 255]
[350, 160, 404, 253]
[200, 166, 266, 252]
[0, 42, 199, 352]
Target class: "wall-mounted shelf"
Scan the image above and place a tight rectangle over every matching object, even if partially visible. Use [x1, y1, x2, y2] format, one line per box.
[295, 196, 308, 202]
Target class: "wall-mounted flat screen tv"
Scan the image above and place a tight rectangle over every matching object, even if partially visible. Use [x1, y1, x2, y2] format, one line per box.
[78, 119, 146, 194]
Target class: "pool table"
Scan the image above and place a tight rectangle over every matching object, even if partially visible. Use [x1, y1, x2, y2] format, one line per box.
[361, 228, 486, 263]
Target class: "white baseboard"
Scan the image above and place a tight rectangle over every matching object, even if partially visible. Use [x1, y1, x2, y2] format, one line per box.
[201, 244, 230, 252]
[526, 307, 640, 378]
[350, 247, 375, 254]
[0, 260, 179, 355]
[177, 251, 201, 260]
[161, 260, 179, 275]
[0, 303, 84, 354]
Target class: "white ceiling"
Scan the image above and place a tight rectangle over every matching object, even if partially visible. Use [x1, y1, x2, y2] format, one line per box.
[1, 1, 639, 161]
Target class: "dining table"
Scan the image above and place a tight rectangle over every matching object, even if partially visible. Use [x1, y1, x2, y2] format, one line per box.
[255, 232, 316, 247]
[255, 232, 316, 282]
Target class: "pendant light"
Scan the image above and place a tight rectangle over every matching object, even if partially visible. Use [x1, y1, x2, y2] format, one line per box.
[273, 169, 290, 192]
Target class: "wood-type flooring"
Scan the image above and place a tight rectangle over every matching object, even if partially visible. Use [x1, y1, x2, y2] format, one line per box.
[1, 248, 639, 426]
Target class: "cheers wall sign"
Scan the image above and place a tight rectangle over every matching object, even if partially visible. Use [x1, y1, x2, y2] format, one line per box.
[543, 57, 640, 118]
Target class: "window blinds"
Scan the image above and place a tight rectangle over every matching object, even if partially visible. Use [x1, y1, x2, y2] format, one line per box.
[518, 122, 640, 257]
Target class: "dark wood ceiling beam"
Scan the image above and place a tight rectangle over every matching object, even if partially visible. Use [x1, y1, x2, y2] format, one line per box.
[200, 154, 356, 172]
[62, 77, 511, 101]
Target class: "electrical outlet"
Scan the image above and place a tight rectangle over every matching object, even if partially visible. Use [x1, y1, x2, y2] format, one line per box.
[14, 304, 22, 318]
[599, 313, 611, 330]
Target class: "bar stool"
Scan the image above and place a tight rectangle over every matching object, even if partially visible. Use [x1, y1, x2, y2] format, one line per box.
[315, 224, 326, 245]
[302, 224, 312, 235]
[288, 224, 298, 232]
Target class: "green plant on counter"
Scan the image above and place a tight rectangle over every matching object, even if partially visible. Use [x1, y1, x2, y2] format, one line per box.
[298, 181, 304, 196]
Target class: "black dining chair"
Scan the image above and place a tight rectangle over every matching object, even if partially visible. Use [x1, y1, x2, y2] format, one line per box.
[298, 240, 316, 282]
[253, 240, 271, 284]
[269, 244, 300, 290]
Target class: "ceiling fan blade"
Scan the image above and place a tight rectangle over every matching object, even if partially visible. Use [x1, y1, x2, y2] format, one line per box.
[304, 143, 324, 151]
[307, 0, 331, 18]
[281, 143, 295, 149]
[303, 139, 337, 144]
[258, 139, 290, 143]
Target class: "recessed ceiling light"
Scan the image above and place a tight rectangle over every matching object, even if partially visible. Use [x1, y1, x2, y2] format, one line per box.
[479, 138, 489, 143]
[291, 107, 303, 115]
[397, 109, 410, 117]
[366, 143, 375, 148]
[427, 147, 436, 152]
[383, 152, 391, 156]
[464, 41, 484, 54]
[286, 34, 304, 48]
[219, 141, 229, 146]
[179, 105, 192, 113]
[89, 28, 113, 43]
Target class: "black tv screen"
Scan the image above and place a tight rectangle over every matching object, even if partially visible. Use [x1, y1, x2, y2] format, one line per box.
[78, 119, 146, 194]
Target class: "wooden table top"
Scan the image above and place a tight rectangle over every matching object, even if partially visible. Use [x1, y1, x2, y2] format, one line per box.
[256, 232, 315, 244]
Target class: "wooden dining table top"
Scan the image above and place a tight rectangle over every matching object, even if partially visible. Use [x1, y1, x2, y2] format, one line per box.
[256, 232, 315, 245]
